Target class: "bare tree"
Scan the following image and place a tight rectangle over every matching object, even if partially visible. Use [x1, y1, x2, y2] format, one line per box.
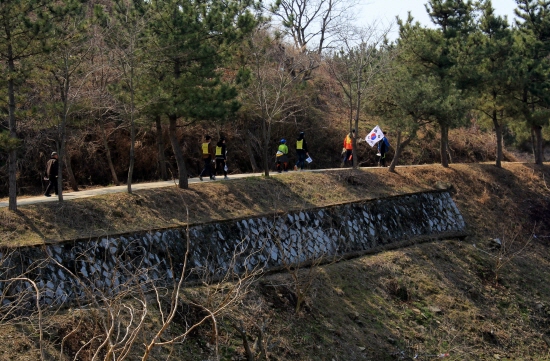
[44, 7, 91, 200]
[269, 0, 359, 54]
[105, 0, 149, 194]
[327, 23, 394, 168]
[240, 27, 306, 176]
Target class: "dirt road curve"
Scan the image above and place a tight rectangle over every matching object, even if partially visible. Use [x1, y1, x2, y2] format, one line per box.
[0, 164, 446, 208]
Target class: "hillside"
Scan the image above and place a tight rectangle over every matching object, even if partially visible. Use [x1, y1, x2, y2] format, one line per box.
[0, 162, 549, 360]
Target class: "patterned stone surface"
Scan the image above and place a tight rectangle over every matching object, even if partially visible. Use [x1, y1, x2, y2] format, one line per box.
[0, 190, 465, 307]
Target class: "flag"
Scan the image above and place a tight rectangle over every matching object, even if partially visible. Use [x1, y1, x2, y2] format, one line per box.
[365, 125, 384, 147]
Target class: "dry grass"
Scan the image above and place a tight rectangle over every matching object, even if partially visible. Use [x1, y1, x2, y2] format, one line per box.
[1, 163, 550, 360]
[1, 163, 549, 247]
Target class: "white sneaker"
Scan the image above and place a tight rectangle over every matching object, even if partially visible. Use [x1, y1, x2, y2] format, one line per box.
[224, 176, 229, 180]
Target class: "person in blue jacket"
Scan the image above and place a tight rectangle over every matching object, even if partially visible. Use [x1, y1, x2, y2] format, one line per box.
[378, 132, 390, 167]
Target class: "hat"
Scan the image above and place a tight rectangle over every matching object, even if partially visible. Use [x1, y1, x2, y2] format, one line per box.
[352, 128, 356, 133]
[51, 152, 58, 157]
[280, 138, 286, 144]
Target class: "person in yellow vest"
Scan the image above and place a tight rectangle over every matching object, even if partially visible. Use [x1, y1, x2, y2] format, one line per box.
[342, 129, 355, 167]
[215, 137, 228, 180]
[199, 135, 216, 181]
[293, 131, 309, 171]
[276, 138, 289, 173]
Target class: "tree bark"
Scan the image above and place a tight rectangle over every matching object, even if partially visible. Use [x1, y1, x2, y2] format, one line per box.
[156, 116, 168, 181]
[261, 114, 270, 177]
[493, 110, 503, 168]
[7, 43, 17, 211]
[168, 115, 188, 188]
[245, 131, 260, 172]
[389, 130, 412, 173]
[262, 143, 270, 177]
[100, 123, 120, 186]
[127, 73, 135, 194]
[352, 89, 361, 169]
[440, 123, 449, 168]
[532, 125, 543, 165]
[64, 142, 78, 191]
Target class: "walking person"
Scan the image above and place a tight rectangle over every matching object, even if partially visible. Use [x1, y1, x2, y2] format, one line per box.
[378, 131, 390, 167]
[342, 129, 355, 167]
[44, 151, 59, 197]
[276, 138, 289, 173]
[199, 135, 216, 181]
[215, 137, 229, 180]
[293, 131, 309, 171]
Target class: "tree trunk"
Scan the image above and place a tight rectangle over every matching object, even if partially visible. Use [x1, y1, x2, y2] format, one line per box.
[389, 131, 412, 173]
[261, 115, 270, 177]
[100, 124, 120, 186]
[64, 143, 78, 191]
[262, 143, 270, 177]
[493, 111, 502, 168]
[57, 141, 64, 202]
[7, 47, 17, 211]
[156, 116, 168, 181]
[168, 115, 188, 188]
[352, 90, 361, 169]
[245, 131, 260, 173]
[440, 123, 449, 168]
[127, 89, 135, 193]
[532, 125, 543, 165]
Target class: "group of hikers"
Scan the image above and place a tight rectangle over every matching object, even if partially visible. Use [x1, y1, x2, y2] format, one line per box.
[43, 128, 391, 196]
[196, 128, 391, 181]
[343, 129, 391, 167]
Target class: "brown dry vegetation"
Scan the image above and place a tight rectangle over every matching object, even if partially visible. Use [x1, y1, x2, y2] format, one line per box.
[1, 162, 548, 247]
[1, 162, 550, 360]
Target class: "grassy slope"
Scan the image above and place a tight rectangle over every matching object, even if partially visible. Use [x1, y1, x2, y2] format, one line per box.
[1, 163, 550, 360]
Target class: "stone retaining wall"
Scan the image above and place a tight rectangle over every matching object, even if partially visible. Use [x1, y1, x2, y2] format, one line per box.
[0, 190, 466, 307]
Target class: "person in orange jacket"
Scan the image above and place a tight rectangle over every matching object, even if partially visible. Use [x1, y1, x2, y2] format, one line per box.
[342, 129, 355, 167]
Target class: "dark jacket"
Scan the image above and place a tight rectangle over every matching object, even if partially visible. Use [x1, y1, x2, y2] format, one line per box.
[215, 142, 227, 160]
[296, 135, 308, 153]
[46, 158, 58, 178]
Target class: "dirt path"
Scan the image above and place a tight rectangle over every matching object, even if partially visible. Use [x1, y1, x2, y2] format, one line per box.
[0, 163, 481, 208]
[0, 168, 354, 208]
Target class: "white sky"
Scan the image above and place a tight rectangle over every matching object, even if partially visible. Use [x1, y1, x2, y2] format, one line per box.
[357, 0, 519, 40]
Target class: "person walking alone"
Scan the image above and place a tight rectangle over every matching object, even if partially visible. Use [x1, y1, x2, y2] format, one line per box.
[342, 129, 355, 167]
[199, 135, 216, 181]
[293, 131, 309, 171]
[378, 132, 390, 167]
[44, 151, 59, 197]
[215, 137, 229, 180]
[276, 139, 289, 173]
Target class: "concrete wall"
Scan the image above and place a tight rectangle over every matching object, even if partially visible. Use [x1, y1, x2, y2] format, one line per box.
[0, 190, 466, 307]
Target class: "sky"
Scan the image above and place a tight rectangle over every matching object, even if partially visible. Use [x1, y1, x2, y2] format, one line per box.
[358, 0, 519, 40]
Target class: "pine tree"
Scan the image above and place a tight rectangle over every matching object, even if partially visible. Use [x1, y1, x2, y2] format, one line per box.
[513, 0, 550, 165]
[0, 0, 71, 210]
[102, 0, 149, 193]
[145, 0, 257, 188]
[475, 0, 516, 168]
[399, 0, 475, 168]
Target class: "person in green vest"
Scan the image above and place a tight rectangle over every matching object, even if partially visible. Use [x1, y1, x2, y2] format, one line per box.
[276, 138, 289, 173]
[293, 131, 309, 171]
[199, 135, 216, 181]
[215, 137, 228, 180]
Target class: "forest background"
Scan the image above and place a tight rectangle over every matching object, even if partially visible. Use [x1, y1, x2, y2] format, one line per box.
[1, 0, 550, 211]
